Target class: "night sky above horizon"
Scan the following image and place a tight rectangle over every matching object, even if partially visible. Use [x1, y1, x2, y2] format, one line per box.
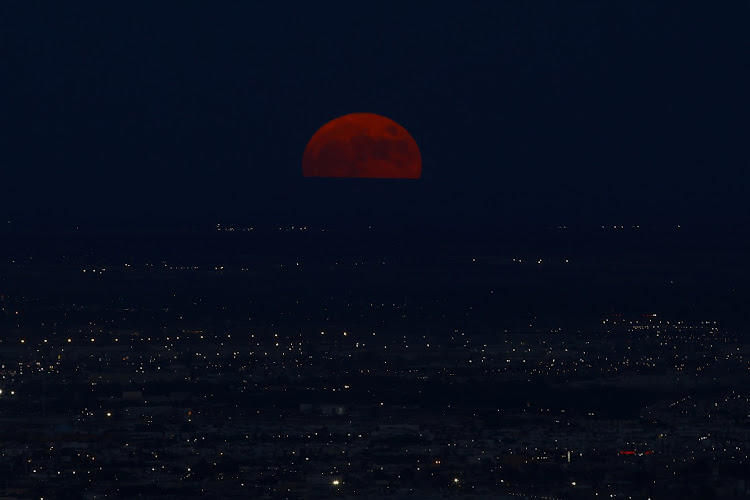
[2, 3, 749, 229]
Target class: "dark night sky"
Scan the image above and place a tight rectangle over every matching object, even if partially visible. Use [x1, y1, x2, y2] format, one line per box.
[2, 2, 749, 229]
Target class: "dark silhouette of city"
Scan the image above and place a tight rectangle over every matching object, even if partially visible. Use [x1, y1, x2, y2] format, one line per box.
[1, 223, 749, 498]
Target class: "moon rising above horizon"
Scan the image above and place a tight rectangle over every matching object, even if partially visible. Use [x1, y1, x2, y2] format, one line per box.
[302, 113, 421, 179]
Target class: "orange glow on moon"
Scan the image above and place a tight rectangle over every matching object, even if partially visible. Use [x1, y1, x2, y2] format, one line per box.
[302, 113, 421, 179]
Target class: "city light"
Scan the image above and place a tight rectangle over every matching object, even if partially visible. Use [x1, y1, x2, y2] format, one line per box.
[0, 222, 743, 498]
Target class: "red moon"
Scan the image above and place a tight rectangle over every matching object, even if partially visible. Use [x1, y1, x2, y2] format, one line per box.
[302, 113, 421, 178]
